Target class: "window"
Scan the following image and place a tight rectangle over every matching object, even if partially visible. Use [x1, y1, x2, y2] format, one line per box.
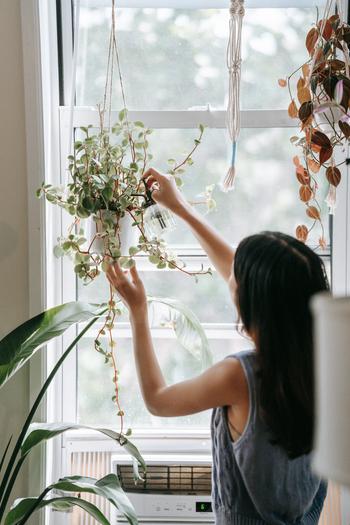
[37, 1, 343, 523]
[54, 0, 332, 437]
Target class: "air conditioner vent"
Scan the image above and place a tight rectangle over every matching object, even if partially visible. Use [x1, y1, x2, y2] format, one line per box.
[117, 464, 212, 495]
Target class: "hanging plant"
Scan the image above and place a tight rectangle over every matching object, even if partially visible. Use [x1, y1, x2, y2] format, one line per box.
[37, 113, 208, 278]
[37, 0, 214, 438]
[279, 5, 350, 247]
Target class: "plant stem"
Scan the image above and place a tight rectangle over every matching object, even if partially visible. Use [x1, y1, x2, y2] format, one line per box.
[0, 456, 26, 519]
[0, 436, 12, 475]
[0, 313, 106, 520]
[17, 486, 52, 525]
[173, 129, 204, 173]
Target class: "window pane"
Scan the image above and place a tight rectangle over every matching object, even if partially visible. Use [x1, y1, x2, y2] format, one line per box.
[76, 6, 317, 109]
[72, 126, 329, 248]
[144, 128, 329, 246]
[78, 269, 235, 324]
[77, 335, 251, 428]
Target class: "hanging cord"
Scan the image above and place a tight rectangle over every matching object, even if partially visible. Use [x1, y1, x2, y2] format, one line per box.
[222, 0, 245, 192]
[67, 0, 81, 159]
[100, 0, 131, 145]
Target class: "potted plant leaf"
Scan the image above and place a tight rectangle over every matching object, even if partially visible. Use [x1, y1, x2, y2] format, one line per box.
[279, 7, 350, 246]
[0, 295, 212, 524]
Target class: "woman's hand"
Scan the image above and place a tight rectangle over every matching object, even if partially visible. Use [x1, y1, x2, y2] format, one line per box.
[106, 262, 147, 319]
[143, 168, 189, 217]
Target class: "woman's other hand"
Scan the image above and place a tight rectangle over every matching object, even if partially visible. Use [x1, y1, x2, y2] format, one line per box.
[106, 262, 147, 319]
[143, 168, 189, 217]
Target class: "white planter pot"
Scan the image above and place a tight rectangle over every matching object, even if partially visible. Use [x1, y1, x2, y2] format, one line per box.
[84, 211, 139, 256]
[314, 107, 343, 136]
[311, 294, 350, 486]
[314, 86, 343, 137]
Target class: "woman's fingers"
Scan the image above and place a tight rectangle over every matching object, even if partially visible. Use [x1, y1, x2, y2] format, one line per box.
[130, 264, 140, 283]
[107, 261, 141, 289]
[143, 168, 161, 181]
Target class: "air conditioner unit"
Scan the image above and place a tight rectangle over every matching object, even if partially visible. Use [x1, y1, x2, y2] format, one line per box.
[111, 453, 215, 523]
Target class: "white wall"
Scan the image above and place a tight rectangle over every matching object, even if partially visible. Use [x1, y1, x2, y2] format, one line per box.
[0, 0, 29, 508]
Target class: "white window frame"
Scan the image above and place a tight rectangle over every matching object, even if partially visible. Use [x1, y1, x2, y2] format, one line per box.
[22, 0, 350, 523]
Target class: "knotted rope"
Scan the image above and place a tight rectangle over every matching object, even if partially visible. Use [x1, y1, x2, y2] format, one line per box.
[223, 0, 245, 192]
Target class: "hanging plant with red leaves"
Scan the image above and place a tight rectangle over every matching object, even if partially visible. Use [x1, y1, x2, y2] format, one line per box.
[279, 6, 350, 247]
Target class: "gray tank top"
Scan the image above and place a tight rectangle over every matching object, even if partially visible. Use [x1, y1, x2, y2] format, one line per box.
[211, 350, 327, 525]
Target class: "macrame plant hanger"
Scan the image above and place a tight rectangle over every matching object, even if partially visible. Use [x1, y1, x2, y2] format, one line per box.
[100, 0, 131, 142]
[223, 0, 245, 192]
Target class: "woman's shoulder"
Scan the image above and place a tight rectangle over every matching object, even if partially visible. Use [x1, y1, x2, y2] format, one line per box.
[225, 349, 257, 371]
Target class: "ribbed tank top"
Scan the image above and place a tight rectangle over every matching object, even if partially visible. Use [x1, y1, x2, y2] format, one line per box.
[211, 350, 327, 525]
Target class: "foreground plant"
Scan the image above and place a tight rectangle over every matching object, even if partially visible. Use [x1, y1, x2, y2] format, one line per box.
[0, 298, 211, 524]
[280, 9, 350, 246]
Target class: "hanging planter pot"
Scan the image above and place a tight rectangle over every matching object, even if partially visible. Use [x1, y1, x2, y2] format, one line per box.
[313, 83, 345, 137]
[84, 211, 139, 257]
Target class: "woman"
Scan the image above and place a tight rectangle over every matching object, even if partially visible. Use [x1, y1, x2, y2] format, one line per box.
[107, 168, 329, 525]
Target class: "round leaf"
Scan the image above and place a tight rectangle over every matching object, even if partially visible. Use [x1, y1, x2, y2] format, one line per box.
[296, 225, 309, 242]
[306, 206, 321, 220]
[326, 166, 341, 187]
[299, 185, 313, 202]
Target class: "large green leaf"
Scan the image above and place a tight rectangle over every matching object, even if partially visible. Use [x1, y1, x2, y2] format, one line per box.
[21, 423, 146, 478]
[149, 297, 212, 368]
[5, 496, 110, 525]
[51, 475, 138, 524]
[0, 302, 105, 388]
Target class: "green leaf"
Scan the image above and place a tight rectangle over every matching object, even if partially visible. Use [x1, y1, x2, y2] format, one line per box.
[129, 246, 139, 256]
[82, 197, 95, 211]
[148, 297, 212, 368]
[57, 475, 138, 524]
[53, 245, 65, 258]
[0, 302, 105, 388]
[5, 496, 111, 525]
[119, 257, 135, 269]
[148, 255, 160, 265]
[134, 121, 144, 128]
[199, 124, 205, 133]
[77, 206, 90, 219]
[119, 108, 127, 122]
[46, 193, 56, 203]
[102, 187, 113, 202]
[21, 423, 146, 478]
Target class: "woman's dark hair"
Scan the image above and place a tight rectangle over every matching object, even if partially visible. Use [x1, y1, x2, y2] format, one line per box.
[234, 232, 329, 459]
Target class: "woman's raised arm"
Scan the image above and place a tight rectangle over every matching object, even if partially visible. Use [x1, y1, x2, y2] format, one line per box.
[143, 168, 235, 282]
[106, 263, 242, 416]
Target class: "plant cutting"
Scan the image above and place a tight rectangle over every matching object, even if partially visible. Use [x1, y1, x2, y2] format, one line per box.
[279, 2, 350, 247]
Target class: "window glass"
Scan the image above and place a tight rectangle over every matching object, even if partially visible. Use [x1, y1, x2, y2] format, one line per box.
[73, 126, 329, 247]
[76, 7, 316, 110]
[78, 335, 251, 428]
[66, 0, 332, 434]
[78, 269, 235, 324]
